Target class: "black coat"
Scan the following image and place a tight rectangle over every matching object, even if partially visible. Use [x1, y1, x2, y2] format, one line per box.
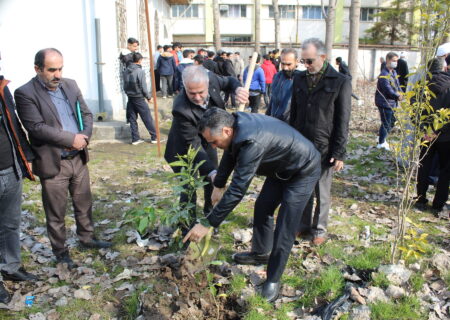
[428, 72, 450, 142]
[208, 113, 320, 227]
[395, 58, 409, 90]
[164, 72, 241, 176]
[290, 64, 352, 165]
[338, 61, 351, 79]
[203, 59, 220, 75]
[0, 76, 34, 180]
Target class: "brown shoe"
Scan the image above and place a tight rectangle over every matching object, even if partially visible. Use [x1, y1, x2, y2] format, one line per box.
[312, 237, 327, 246]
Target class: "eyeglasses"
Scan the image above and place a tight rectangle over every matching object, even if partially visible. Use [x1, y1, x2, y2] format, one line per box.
[300, 58, 316, 65]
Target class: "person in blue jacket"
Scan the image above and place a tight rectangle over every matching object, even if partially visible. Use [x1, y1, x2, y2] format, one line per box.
[243, 54, 265, 113]
[266, 48, 299, 122]
[375, 52, 403, 150]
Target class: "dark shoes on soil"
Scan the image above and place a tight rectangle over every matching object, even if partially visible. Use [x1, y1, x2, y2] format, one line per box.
[233, 252, 270, 265]
[80, 239, 112, 249]
[0, 282, 11, 304]
[56, 252, 78, 270]
[1, 267, 39, 282]
[261, 281, 280, 302]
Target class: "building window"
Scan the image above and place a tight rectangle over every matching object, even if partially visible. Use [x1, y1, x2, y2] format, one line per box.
[268, 5, 296, 19]
[172, 4, 199, 18]
[221, 35, 251, 43]
[220, 5, 247, 18]
[360, 8, 376, 21]
[302, 6, 327, 20]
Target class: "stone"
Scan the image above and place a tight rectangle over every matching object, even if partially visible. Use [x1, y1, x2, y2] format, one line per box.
[232, 229, 252, 243]
[55, 296, 68, 307]
[409, 263, 421, 272]
[89, 314, 102, 320]
[74, 288, 92, 300]
[349, 305, 371, 320]
[112, 268, 132, 282]
[360, 286, 389, 303]
[46, 310, 60, 320]
[249, 272, 265, 286]
[28, 313, 46, 320]
[429, 280, 446, 292]
[280, 285, 296, 297]
[378, 264, 411, 285]
[385, 285, 405, 299]
[431, 253, 450, 275]
[350, 287, 366, 304]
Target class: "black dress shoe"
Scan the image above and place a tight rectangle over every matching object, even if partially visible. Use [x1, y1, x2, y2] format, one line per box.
[80, 239, 112, 249]
[261, 281, 280, 302]
[233, 252, 270, 265]
[56, 252, 78, 270]
[0, 282, 11, 304]
[1, 267, 39, 282]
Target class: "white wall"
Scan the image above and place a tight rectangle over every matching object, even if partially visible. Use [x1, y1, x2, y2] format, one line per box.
[0, 0, 172, 121]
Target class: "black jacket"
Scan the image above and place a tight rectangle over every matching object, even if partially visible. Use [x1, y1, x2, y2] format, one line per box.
[164, 72, 241, 175]
[427, 71, 450, 142]
[338, 61, 351, 79]
[290, 64, 352, 165]
[123, 64, 151, 99]
[208, 113, 320, 227]
[0, 76, 34, 180]
[203, 59, 220, 75]
[215, 57, 236, 77]
[395, 58, 409, 90]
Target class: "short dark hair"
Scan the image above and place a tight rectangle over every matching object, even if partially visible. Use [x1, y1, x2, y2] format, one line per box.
[128, 37, 139, 45]
[207, 51, 215, 58]
[234, 51, 240, 55]
[198, 107, 235, 136]
[273, 49, 279, 54]
[173, 42, 181, 49]
[281, 48, 298, 59]
[193, 54, 204, 65]
[386, 52, 398, 61]
[132, 52, 143, 63]
[263, 54, 270, 60]
[182, 49, 192, 58]
[427, 57, 444, 73]
[34, 48, 63, 70]
[226, 52, 232, 57]
[336, 57, 342, 63]
[156, 45, 162, 50]
[163, 45, 171, 52]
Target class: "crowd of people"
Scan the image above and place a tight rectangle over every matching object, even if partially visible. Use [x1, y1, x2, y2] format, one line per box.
[0, 37, 448, 305]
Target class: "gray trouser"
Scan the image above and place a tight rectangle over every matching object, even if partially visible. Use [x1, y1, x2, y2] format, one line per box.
[160, 75, 173, 97]
[298, 166, 333, 237]
[0, 166, 23, 279]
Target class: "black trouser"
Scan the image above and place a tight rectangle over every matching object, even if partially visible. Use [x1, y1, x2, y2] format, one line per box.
[263, 83, 272, 106]
[155, 69, 161, 92]
[416, 140, 450, 209]
[252, 166, 320, 283]
[126, 97, 157, 142]
[224, 92, 236, 108]
[249, 93, 261, 113]
[173, 145, 218, 222]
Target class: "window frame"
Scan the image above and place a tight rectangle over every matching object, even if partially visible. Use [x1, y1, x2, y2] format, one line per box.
[302, 6, 327, 20]
[360, 8, 376, 22]
[171, 4, 199, 18]
[220, 4, 247, 18]
[268, 5, 296, 19]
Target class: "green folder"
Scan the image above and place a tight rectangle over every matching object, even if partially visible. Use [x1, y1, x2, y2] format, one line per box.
[76, 101, 84, 131]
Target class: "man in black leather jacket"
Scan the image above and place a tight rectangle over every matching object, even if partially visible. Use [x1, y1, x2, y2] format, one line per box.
[184, 108, 321, 302]
[290, 38, 352, 245]
[164, 66, 248, 222]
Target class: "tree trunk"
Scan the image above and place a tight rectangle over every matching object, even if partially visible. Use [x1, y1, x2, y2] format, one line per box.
[348, 0, 360, 89]
[255, 0, 261, 52]
[273, 0, 280, 50]
[325, 0, 336, 61]
[213, 0, 221, 51]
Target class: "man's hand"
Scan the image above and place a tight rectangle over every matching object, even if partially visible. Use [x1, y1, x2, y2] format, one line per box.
[182, 223, 210, 243]
[72, 134, 88, 150]
[235, 87, 249, 104]
[211, 187, 225, 206]
[330, 158, 344, 172]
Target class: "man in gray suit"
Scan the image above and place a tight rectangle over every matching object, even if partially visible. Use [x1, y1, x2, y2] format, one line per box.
[15, 48, 111, 269]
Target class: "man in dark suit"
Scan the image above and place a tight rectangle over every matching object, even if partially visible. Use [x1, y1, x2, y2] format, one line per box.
[15, 48, 111, 270]
[290, 38, 352, 246]
[164, 65, 248, 224]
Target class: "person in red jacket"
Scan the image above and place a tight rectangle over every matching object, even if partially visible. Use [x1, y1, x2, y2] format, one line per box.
[261, 54, 278, 106]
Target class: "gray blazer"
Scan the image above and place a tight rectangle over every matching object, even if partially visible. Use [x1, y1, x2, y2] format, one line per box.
[14, 76, 93, 179]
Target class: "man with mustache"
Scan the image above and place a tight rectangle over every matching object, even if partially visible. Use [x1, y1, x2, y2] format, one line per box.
[15, 48, 111, 270]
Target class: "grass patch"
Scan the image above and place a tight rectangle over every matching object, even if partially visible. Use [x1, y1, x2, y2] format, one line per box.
[228, 274, 247, 296]
[371, 272, 390, 289]
[346, 245, 389, 270]
[370, 295, 424, 320]
[409, 272, 425, 292]
[297, 266, 345, 307]
[121, 287, 146, 320]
